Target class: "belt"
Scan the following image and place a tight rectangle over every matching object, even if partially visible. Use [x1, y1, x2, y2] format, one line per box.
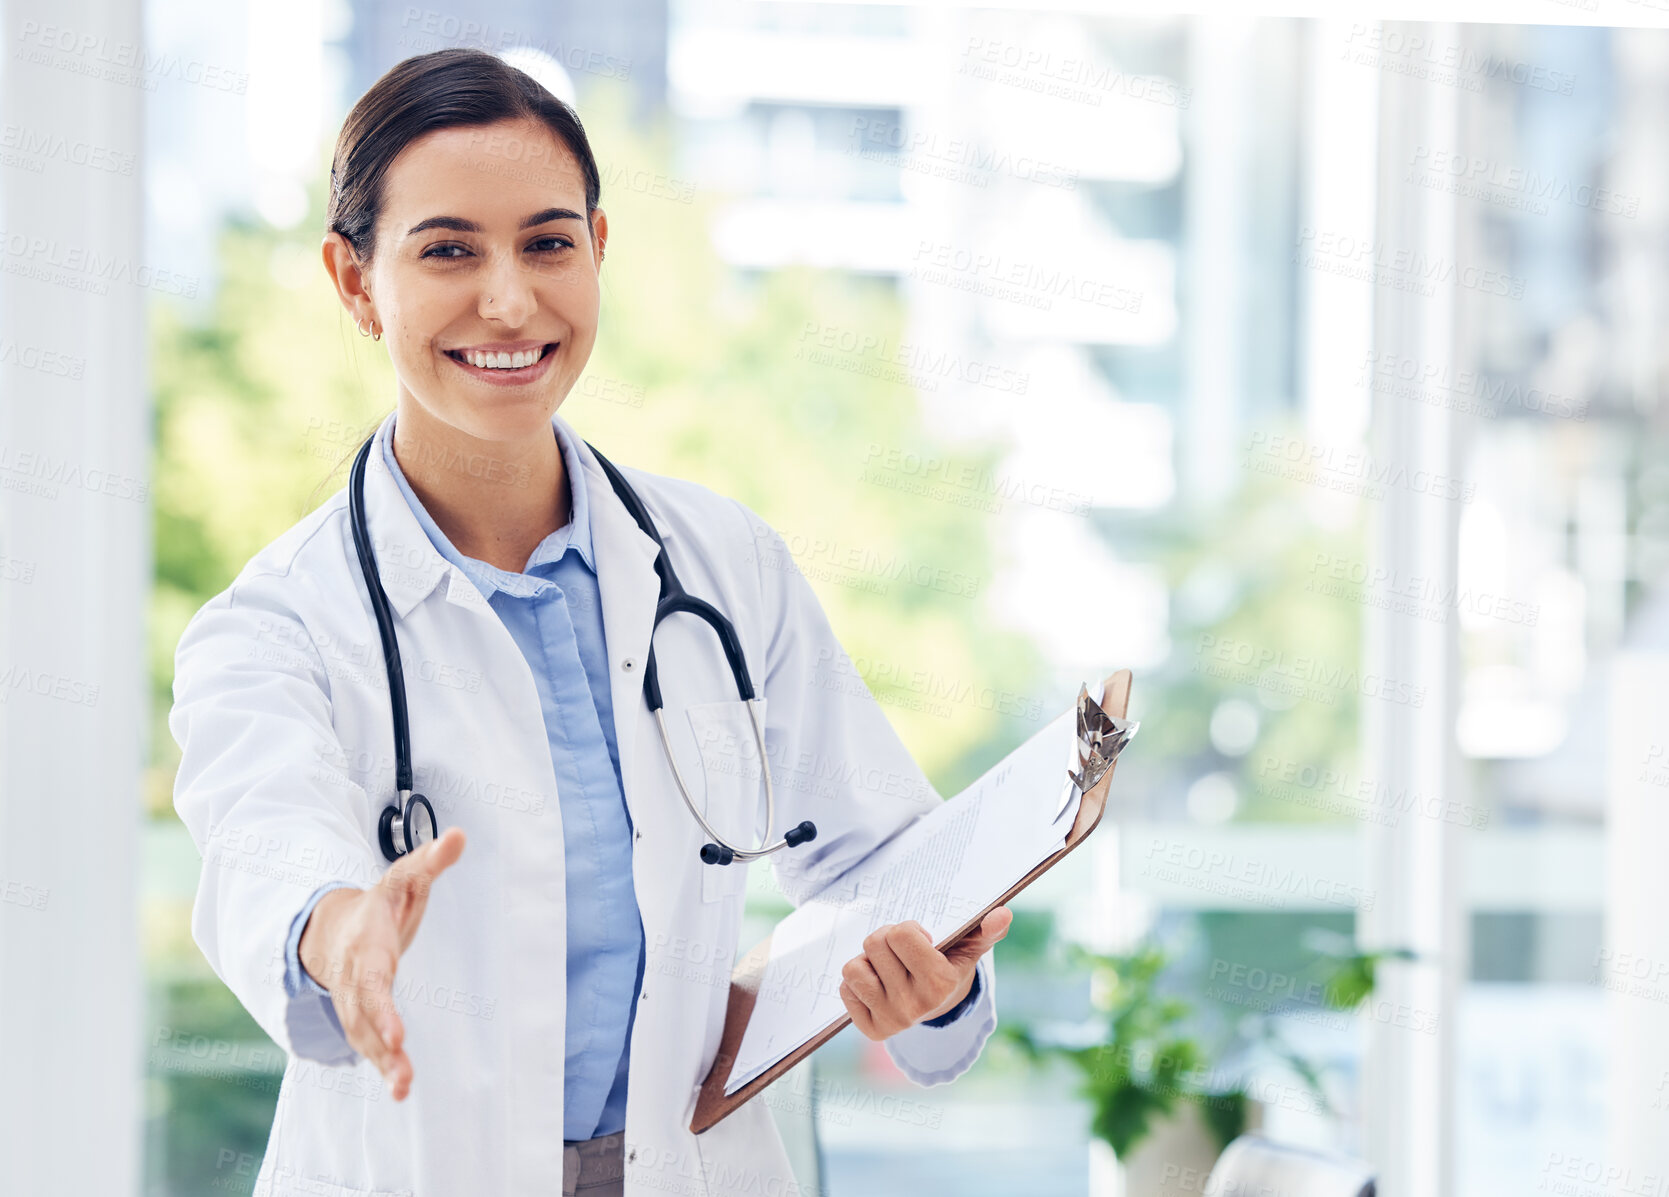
[562, 1128, 627, 1197]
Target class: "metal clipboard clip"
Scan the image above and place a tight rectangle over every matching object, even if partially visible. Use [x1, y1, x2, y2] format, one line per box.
[1052, 682, 1140, 824]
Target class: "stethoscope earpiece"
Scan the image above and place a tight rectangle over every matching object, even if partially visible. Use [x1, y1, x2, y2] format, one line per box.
[700, 820, 816, 866]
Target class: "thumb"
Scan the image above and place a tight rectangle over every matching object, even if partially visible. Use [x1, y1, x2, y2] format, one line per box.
[389, 827, 467, 892]
[945, 906, 1013, 968]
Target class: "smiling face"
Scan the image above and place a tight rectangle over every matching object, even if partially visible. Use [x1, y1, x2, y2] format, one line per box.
[325, 116, 607, 446]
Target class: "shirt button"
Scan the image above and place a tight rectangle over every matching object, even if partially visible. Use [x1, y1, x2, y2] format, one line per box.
[622, 657, 637, 673]
[635, 829, 643, 841]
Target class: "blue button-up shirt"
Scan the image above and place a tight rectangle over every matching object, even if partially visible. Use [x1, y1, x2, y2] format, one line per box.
[281, 414, 978, 1137]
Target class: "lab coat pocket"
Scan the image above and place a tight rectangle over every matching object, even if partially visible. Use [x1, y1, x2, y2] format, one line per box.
[686, 698, 766, 903]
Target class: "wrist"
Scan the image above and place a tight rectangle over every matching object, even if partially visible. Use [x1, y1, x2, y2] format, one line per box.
[925, 971, 975, 1022]
[298, 888, 359, 991]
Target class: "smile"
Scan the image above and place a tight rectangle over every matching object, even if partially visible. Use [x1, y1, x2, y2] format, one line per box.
[443, 342, 559, 383]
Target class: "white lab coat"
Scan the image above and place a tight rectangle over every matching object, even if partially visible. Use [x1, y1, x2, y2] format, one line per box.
[169, 410, 997, 1197]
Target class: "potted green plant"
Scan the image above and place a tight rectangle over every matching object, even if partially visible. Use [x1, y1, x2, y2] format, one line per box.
[1001, 935, 1412, 1168]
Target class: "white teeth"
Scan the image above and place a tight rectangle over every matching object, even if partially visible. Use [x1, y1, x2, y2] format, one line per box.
[462, 346, 544, 369]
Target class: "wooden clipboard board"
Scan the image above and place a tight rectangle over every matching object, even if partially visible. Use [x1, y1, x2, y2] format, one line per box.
[690, 668, 1134, 1133]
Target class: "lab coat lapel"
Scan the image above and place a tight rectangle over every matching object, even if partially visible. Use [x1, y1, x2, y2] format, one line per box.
[564, 419, 666, 825]
[359, 411, 453, 617]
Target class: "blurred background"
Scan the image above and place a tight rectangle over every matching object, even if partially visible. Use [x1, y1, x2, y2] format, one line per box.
[5, 2, 1669, 1195]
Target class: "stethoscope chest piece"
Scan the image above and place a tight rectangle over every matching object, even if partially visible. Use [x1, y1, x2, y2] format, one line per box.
[378, 789, 437, 861]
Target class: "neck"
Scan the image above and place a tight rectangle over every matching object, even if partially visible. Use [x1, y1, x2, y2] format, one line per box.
[390, 401, 571, 573]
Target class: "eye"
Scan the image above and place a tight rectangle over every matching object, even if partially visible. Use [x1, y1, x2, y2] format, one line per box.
[420, 243, 470, 260]
[530, 236, 573, 253]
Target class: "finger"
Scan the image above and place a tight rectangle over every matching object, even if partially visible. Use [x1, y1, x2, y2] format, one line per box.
[349, 1002, 411, 1101]
[944, 907, 1013, 968]
[884, 922, 955, 983]
[336, 984, 394, 1079]
[840, 953, 885, 1009]
[864, 934, 913, 1003]
[839, 980, 878, 1040]
[341, 948, 402, 1077]
[368, 1001, 413, 1101]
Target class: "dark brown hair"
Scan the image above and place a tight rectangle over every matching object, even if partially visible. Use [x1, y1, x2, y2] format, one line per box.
[325, 48, 602, 267]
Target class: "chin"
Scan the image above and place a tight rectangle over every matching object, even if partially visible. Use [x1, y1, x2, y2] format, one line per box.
[441, 399, 560, 444]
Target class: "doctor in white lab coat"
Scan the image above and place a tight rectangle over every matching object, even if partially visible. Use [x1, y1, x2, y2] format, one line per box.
[168, 48, 1009, 1197]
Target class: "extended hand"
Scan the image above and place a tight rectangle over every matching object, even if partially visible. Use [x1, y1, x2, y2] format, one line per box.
[837, 907, 1012, 1041]
[297, 827, 467, 1100]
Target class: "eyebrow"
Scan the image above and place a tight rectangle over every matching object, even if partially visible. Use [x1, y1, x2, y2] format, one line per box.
[405, 207, 585, 237]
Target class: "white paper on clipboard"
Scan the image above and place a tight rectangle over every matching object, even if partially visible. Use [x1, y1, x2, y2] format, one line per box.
[723, 684, 1138, 1095]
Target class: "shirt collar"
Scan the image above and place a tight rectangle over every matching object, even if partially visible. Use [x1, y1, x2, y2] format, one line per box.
[381, 413, 597, 601]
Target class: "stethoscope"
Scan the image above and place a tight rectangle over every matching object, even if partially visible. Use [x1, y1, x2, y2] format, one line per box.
[348, 432, 817, 867]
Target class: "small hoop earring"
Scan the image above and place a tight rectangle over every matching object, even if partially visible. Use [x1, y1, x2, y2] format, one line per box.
[356, 317, 382, 342]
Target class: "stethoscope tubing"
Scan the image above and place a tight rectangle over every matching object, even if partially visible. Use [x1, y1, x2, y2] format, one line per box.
[348, 429, 813, 865]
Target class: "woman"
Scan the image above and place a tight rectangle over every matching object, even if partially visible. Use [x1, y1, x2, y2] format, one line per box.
[170, 48, 1011, 1197]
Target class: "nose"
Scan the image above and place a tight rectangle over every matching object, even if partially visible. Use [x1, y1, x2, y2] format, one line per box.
[478, 247, 537, 326]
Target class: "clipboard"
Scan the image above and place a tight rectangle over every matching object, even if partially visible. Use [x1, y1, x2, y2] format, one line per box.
[690, 668, 1134, 1133]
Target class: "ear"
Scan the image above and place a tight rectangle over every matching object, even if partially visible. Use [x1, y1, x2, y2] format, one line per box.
[322, 231, 374, 320]
[590, 207, 609, 270]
